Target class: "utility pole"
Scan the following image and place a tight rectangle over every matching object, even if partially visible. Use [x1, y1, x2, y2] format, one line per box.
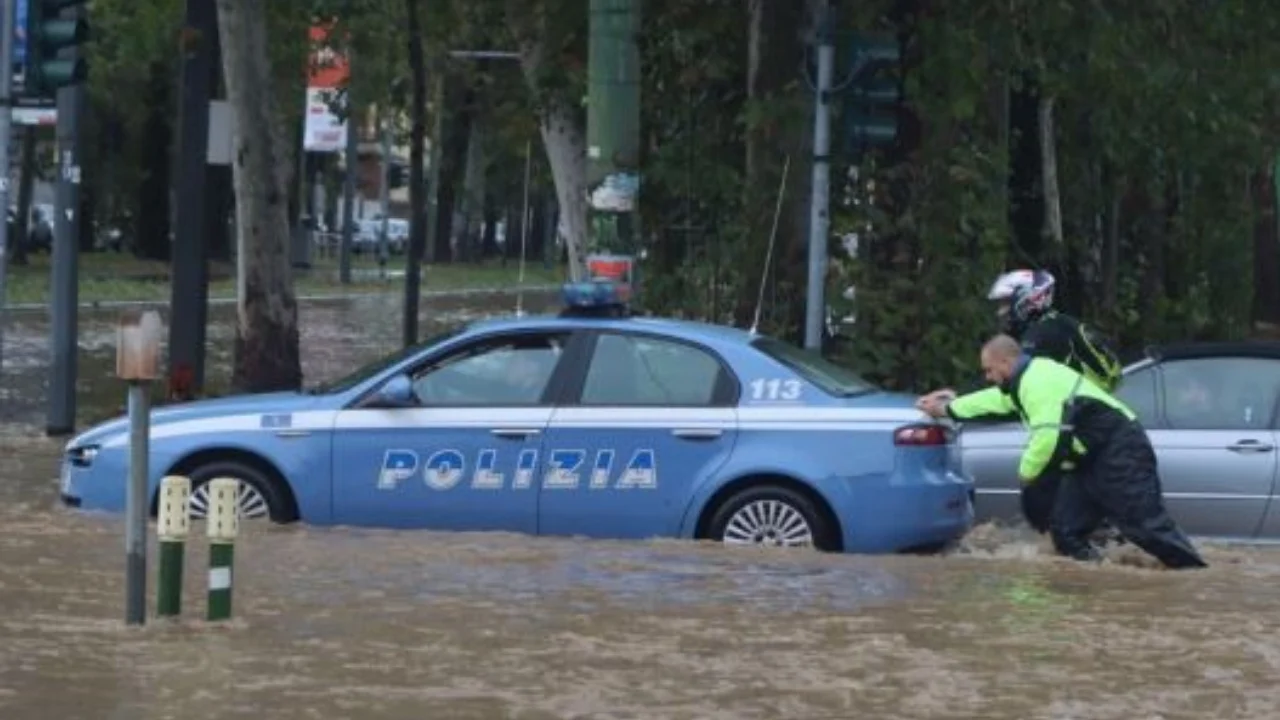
[585, 0, 641, 260]
[45, 0, 89, 435]
[803, 4, 834, 352]
[167, 0, 217, 401]
[0, 0, 16, 379]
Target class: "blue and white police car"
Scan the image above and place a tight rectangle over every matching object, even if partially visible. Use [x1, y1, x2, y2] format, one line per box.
[59, 282, 974, 554]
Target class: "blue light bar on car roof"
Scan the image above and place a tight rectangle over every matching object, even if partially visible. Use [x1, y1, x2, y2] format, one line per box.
[561, 280, 631, 308]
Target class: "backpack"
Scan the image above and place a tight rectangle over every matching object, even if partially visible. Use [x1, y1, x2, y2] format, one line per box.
[1071, 322, 1124, 393]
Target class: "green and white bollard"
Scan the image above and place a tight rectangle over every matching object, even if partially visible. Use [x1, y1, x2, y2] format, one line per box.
[156, 475, 191, 618]
[205, 477, 239, 622]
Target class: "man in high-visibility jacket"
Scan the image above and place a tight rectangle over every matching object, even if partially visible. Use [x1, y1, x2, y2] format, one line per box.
[918, 269, 1124, 534]
[920, 334, 1206, 569]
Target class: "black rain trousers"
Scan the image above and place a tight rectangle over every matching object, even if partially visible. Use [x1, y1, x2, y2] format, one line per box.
[1049, 419, 1206, 569]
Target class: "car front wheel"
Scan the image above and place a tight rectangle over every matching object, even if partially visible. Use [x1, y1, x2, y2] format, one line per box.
[706, 484, 837, 551]
[184, 459, 296, 524]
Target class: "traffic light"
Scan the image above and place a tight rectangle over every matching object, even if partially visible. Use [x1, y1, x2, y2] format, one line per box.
[843, 35, 901, 151]
[24, 0, 89, 98]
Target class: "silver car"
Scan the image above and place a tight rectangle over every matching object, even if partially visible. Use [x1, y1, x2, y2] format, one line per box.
[961, 342, 1280, 541]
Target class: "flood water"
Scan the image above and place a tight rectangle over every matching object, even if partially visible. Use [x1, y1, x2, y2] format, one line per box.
[3, 292, 1280, 719]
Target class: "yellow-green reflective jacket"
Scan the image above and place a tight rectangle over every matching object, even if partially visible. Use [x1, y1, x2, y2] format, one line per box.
[946, 356, 1136, 482]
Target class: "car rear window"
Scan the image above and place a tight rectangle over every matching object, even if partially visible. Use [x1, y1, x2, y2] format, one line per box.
[750, 337, 877, 397]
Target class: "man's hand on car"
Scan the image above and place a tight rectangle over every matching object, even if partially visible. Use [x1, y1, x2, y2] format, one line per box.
[915, 389, 956, 418]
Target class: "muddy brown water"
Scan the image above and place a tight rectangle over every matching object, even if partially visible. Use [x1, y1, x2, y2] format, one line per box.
[2, 293, 1280, 719]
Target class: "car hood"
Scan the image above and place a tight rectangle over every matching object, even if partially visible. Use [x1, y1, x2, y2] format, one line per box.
[66, 391, 322, 449]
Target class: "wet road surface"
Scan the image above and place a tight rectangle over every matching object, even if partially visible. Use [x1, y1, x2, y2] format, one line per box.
[2, 293, 1280, 719]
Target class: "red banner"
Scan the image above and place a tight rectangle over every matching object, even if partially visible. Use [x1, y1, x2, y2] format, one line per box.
[308, 24, 349, 90]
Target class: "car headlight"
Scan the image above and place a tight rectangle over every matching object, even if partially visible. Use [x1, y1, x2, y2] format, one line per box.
[68, 444, 100, 467]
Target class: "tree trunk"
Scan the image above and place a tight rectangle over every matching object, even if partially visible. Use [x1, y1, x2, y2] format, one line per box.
[459, 118, 487, 262]
[11, 127, 35, 266]
[504, 0, 587, 279]
[532, 96, 588, 279]
[1039, 96, 1064, 252]
[507, 27, 586, 277]
[207, 164, 234, 261]
[1101, 166, 1122, 314]
[135, 60, 173, 261]
[735, 0, 811, 330]
[1253, 163, 1280, 326]
[404, 0, 427, 346]
[482, 194, 500, 259]
[215, 0, 302, 393]
[431, 74, 472, 264]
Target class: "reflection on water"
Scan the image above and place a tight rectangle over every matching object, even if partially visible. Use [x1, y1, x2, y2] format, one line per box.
[2, 294, 1280, 718]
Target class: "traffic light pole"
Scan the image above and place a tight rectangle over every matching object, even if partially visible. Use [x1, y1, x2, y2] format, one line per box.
[803, 9, 834, 352]
[46, 40, 86, 435]
[0, 0, 16, 380]
[168, 0, 217, 401]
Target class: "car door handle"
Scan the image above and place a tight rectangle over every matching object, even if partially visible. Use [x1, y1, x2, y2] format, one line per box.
[1227, 439, 1275, 453]
[491, 428, 541, 439]
[672, 428, 723, 440]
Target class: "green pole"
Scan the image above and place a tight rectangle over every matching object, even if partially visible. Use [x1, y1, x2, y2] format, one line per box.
[205, 477, 239, 622]
[156, 475, 191, 618]
[586, 0, 642, 258]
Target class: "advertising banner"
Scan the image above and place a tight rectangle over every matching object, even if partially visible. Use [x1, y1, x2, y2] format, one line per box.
[302, 24, 349, 153]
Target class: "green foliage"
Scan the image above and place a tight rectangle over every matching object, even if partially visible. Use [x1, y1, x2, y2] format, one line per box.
[74, 0, 1280, 393]
[822, 0, 1280, 390]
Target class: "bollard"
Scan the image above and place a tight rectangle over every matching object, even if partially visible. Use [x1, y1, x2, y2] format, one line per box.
[205, 477, 240, 621]
[116, 309, 165, 626]
[156, 476, 191, 618]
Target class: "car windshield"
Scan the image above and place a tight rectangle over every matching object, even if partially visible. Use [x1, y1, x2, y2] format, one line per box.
[306, 327, 464, 395]
[750, 337, 877, 397]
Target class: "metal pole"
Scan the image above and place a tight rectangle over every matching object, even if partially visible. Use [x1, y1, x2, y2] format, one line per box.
[585, 0, 641, 259]
[124, 381, 149, 625]
[378, 114, 390, 275]
[803, 8, 834, 352]
[0, 0, 16, 378]
[339, 96, 356, 283]
[168, 0, 216, 401]
[46, 7, 86, 435]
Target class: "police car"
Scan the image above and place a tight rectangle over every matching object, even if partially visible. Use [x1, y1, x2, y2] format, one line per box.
[59, 281, 974, 554]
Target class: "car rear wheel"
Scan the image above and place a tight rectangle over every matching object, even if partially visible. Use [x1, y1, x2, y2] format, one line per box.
[707, 485, 836, 551]
[185, 460, 295, 524]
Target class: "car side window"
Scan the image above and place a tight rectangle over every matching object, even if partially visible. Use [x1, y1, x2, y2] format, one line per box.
[1158, 357, 1280, 430]
[1115, 366, 1160, 427]
[580, 333, 725, 406]
[411, 332, 570, 407]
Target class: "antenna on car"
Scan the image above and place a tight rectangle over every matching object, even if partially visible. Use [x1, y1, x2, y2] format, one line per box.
[749, 154, 791, 336]
[515, 139, 533, 318]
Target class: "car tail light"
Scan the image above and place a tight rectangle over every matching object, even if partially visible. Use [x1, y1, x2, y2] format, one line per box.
[894, 423, 949, 446]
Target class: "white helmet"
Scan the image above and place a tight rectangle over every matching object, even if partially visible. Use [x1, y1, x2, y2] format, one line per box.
[987, 269, 1055, 332]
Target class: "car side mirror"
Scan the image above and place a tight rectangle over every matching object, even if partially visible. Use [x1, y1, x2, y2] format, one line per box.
[367, 373, 416, 409]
